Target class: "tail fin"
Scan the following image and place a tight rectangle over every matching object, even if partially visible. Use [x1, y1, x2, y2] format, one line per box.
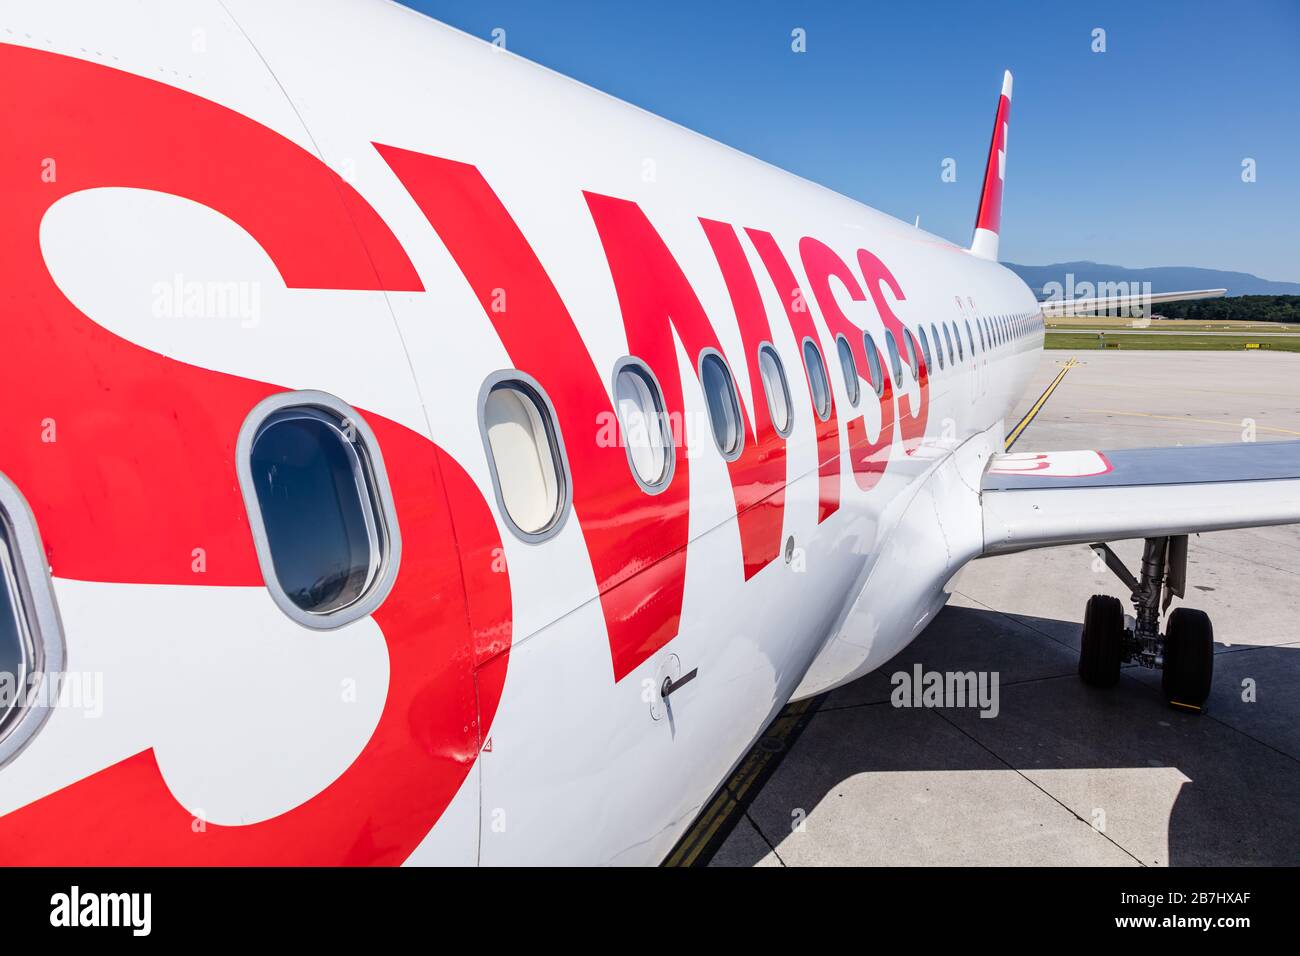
[970, 70, 1013, 261]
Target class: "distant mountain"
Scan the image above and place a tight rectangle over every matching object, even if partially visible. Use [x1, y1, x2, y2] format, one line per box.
[1004, 261, 1300, 299]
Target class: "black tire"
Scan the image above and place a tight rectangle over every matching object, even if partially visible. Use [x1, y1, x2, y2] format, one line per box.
[1163, 607, 1214, 711]
[1079, 594, 1124, 687]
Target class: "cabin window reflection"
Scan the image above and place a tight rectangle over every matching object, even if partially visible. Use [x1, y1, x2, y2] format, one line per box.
[483, 380, 568, 538]
[0, 475, 66, 769]
[802, 339, 833, 421]
[247, 406, 389, 615]
[864, 333, 886, 395]
[757, 344, 793, 437]
[884, 330, 903, 384]
[835, 336, 860, 407]
[700, 351, 745, 458]
[917, 326, 934, 376]
[614, 360, 673, 492]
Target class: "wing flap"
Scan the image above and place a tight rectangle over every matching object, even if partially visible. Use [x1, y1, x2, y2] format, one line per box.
[981, 442, 1300, 556]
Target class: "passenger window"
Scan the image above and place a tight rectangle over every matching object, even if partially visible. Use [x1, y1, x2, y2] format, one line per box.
[480, 378, 569, 540]
[975, 318, 987, 351]
[0, 523, 27, 734]
[903, 329, 919, 380]
[835, 336, 860, 407]
[864, 333, 885, 395]
[884, 329, 904, 384]
[757, 344, 794, 437]
[930, 323, 946, 369]
[964, 320, 976, 356]
[952, 322, 965, 361]
[700, 351, 745, 457]
[942, 323, 955, 364]
[614, 360, 673, 492]
[802, 339, 833, 421]
[240, 394, 403, 623]
[0, 474, 66, 768]
[917, 326, 934, 375]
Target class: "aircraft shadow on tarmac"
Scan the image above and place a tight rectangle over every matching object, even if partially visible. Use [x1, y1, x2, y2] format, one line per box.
[714, 605, 1300, 867]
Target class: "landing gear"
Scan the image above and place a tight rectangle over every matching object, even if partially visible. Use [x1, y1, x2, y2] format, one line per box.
[1082, 535, 1214, 711]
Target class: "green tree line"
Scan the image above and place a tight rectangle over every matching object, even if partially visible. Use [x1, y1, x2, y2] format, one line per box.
[1154, 296, 1300, 324]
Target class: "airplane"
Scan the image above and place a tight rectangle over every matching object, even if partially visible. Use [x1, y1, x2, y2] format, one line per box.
[1, 0, 1296, 867]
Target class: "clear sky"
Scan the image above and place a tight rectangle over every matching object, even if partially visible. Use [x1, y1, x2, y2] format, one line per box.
[398, 1, 1300, 281]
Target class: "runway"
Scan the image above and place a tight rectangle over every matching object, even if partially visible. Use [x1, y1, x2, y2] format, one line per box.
[700, 350, 1300, 867]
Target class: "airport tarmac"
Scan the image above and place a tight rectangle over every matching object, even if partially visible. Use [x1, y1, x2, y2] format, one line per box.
[704, 350, 1300, 867]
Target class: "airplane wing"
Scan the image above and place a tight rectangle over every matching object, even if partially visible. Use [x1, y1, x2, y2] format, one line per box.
[1039, 288, 1226, 316]
[981, 441, 1300, 556]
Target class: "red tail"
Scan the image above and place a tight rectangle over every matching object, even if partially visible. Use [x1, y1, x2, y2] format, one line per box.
[970, 70, 1012, 261]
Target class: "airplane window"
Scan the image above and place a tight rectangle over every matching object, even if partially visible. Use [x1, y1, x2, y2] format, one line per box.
[757, 344, 794, 437]
[940, 323, 954, 365]
[954, 323, 965, 361]
[479, 378, 570, 541]
[864, 332, 886, 395]
[929, 324, 946, 369]
[241, 396, 402, 622]
[964, 320, 976, 356]
[835, 335, 861, 407]
[614, 360, 673, 491]
[917, 326, 934, 375]
[701, 351, 746, 456]
[802, 339, 833, 422]
[884, 329, 904, 385]
[0, 474, 66, 769]
[0, 523, 26, 733]
[903, 328, 919, 380]
[976, 319, 987, 351]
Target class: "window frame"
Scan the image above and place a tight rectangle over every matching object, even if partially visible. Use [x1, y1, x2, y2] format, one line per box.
[929, 323, 946, 369]
[237, 390, 405, 628]
[903, 328, 920, 381]
[476, 372, 573, 545]
[883, 329, 904, 387]
[834, 334, 861, 408]
[611, 356, 676, 495]
[916, 326, 934, 376]
[801, 337, 834, 422]
[0, 474, 66, 770]
[698, 348, 747, 460]
[864, 332, 886, 396]
[757, 342, 795, 438]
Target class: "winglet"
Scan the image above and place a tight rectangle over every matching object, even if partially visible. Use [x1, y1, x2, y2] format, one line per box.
[970, 70, 1013, 261]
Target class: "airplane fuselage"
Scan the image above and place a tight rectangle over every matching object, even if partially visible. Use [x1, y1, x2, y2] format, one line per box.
[0, 0, 1044, 864]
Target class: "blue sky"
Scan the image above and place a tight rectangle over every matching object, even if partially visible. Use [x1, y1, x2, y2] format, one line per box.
[400, 1, 1300, 281]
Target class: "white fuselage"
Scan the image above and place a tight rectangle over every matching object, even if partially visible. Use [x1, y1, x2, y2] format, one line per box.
[0, 0, 1043, 864]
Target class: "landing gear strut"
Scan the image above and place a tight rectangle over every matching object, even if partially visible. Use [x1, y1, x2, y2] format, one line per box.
[1080, 535, 1214, 711]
